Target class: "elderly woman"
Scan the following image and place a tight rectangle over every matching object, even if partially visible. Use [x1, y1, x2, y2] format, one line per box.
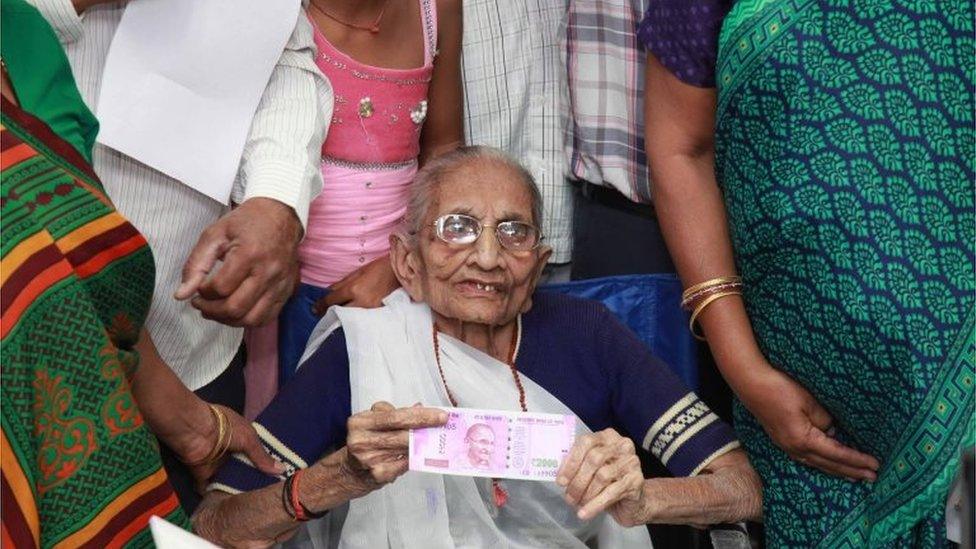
[193, 146, 762, 548]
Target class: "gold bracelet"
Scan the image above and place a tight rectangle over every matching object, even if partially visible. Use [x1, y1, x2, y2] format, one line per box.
[199, 405, 228, 464]
[213, 413, 233, 463]
[681, 281, 744, 311]
[180, 404, 233, 467]
[688, 290, 742, 341]
[208, 405, 231, 463]
[681, 276, 741, 302]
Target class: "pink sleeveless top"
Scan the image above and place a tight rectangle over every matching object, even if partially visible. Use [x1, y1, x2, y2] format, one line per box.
[299, 0, 437, 286]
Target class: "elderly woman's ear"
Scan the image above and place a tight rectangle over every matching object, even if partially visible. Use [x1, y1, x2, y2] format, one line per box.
[390, 233, 425, 301]
[533, 246, 553, 282]
[520, 245, 553, 313]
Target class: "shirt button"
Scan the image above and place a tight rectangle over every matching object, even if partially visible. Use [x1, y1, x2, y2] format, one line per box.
[358, 256, 365, 263]
[365, 181, 373, 188]
[359, 215, 367, 222]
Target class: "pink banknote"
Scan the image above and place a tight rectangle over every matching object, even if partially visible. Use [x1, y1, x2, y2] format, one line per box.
[409, 407, 577, 481]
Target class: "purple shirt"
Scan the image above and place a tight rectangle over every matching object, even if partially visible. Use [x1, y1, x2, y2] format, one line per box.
[637, 0, 733, 87]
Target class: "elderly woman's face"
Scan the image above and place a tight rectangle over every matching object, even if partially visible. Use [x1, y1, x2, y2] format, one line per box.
[401, 161, 549, 327]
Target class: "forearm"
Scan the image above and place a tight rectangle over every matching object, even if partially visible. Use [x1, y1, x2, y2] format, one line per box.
[639, 451, 763, 526]
[644, 54, 772, 393]
[194, 485, 298, 548]
[650, 153, 768, 390]
[130, 329, 211, 450]
[194, 450, 365, 548]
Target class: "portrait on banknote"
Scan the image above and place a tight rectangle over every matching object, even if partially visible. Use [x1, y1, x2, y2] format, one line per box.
[410, 407, 576, 481]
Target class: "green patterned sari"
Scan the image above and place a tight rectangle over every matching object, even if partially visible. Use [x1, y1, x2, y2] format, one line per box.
[713, 0, 974, 546]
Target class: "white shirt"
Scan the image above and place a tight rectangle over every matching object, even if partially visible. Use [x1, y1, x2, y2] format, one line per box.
[32, 0, 333, 390]
[460, 0, 572, 263]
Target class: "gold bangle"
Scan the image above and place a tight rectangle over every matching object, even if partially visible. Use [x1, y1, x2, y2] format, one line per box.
[689, 290, 742, 341]
[182, 404, 227, 467]
[214, 413, 233, 462]
[681, 276, 741, 302]
[208, 405, 231, 463]
[201, 405, 228, 464]
[681, 281, 743, 310]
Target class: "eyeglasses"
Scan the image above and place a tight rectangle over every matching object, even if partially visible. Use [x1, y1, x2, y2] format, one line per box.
[427, 213, 543, 252]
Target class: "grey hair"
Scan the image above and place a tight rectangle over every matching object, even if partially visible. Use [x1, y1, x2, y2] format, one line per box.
[404, 146, 544, 240]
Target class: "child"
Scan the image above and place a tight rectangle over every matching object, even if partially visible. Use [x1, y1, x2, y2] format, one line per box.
[245, 0, 462, 415]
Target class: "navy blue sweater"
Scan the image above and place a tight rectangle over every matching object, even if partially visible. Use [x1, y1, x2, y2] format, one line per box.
[214, 293, 737, 492]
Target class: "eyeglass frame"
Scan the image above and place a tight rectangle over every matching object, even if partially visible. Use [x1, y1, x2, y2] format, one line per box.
[412, 213, 545, 252]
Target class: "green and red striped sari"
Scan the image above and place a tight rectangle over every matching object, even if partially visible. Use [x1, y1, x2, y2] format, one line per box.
[1, 97, 187, 548]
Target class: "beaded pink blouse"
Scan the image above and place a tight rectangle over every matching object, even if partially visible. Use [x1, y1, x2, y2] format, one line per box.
[298, 0, 437, 287]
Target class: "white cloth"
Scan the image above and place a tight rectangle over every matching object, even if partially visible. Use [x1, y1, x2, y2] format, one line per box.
[149, 516, 220, 549]
[945, 475, 963, 543]
[30, 0, 333, 389]
[460, 0, 573, 264]
[291, 290, 652, 548]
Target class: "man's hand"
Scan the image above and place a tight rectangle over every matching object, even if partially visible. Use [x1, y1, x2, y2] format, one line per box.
[175, 197, 302, 327]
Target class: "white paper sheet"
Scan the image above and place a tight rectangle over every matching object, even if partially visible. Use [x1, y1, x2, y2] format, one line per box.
[95, 0, 302, 203]
[149, 516, 220, 548]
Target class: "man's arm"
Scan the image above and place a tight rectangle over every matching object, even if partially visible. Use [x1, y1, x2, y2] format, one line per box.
[229, 8, 331, 230]
[175, 11, 334, 326]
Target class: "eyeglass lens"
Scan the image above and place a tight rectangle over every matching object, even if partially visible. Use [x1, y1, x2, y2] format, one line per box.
[436, 214, 538, 251]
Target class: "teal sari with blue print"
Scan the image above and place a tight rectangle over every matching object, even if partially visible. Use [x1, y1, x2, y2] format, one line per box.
[713, 1, 974, 546]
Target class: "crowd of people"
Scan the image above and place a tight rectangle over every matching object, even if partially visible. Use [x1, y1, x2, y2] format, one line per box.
[1, 0, 972, 548]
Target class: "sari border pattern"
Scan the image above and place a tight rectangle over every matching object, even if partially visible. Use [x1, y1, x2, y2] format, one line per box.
[715, 0, 814, 122]
[826, 308, 975, 547]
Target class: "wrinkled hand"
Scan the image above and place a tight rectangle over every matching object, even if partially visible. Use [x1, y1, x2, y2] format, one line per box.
[180, 404, 284, 493]
[557, 428, 646, 525]
[740, 366, 879, 481]
[175, 198, 301, 327]
[339, 402, 447, 496]
[313, 256, 399, 315]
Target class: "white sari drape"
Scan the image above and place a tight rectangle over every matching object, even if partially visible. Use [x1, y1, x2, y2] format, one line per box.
[286, 289, 652, 548]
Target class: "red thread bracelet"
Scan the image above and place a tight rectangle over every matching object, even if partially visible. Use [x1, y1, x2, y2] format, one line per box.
[291, 470, 308, 522]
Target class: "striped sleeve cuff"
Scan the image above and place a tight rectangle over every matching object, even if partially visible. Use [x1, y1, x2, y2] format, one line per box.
[31, 0, 84, 44]
[640, 393, 740, 477]
[208, 422, 309, 494]
[237, 158, 315, 230]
